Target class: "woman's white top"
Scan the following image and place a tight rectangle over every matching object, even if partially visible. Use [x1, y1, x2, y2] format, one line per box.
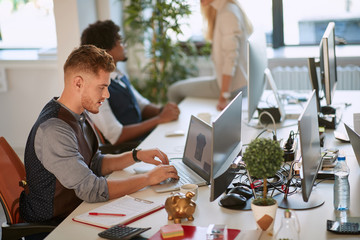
[211, 0, 251, 92]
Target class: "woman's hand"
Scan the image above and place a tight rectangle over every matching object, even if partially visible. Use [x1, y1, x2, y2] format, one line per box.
[217, 97, 228, 111]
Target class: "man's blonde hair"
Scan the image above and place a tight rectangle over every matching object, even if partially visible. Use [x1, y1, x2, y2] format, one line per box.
[64, 45, 115, 76]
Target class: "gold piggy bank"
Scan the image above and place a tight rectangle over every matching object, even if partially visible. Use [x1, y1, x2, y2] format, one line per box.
[165, 191, 196, 223]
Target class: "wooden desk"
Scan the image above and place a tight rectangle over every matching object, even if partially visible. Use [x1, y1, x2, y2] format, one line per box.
[46, 91, 360, 240]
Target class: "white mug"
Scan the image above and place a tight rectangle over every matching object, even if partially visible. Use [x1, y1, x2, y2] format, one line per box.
[180, 184, 198, 201]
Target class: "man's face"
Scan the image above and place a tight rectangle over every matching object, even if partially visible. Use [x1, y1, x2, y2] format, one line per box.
[107, 38, 127, 63]
[81, 69, 111, 114]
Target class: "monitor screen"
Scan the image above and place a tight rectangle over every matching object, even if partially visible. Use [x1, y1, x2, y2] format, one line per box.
[298, 90, 323, 203]
[274, 90, 325, 209]
[247, 31, 267, 122]
[320, 22, 337, 106]
[210, 91, 242, 202]
[247, 31, 285, 124]
[307, 22, 338, 129]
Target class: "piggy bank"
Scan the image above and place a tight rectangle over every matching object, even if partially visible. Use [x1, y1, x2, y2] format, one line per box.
[165, 191, 197, 223]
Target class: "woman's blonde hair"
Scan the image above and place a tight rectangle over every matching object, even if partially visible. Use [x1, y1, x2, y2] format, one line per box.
[201, 0, 253, 41]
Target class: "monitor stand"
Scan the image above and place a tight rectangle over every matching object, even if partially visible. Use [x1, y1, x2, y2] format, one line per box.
[273, 191, 325, 210]
[273, 160, 325, 210]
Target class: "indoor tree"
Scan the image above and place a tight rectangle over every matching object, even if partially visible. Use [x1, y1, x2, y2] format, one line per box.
[242, 137, 284, 206]
[121, 0, 198, 103]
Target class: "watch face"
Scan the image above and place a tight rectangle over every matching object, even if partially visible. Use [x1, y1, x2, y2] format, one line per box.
[222, 92, 231, 99]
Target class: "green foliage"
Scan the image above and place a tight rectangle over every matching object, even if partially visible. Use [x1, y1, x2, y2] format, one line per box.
[121, 0, 198, 104]
[243, 138, 284, 202]
[243, 138, 283, 179]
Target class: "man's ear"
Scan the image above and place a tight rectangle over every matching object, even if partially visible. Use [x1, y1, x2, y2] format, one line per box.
[74, 76, 84, 90]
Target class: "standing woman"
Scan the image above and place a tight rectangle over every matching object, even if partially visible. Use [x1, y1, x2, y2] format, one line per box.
[167, 0, 253, 110]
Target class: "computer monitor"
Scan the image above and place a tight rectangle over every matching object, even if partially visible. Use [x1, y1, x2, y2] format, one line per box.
[307, 22, 338, 129]
[320, 22, 337, 106]
[247, 31, 285, 124]
[210, 91, 243, 202]
[274, 90, 325, 209]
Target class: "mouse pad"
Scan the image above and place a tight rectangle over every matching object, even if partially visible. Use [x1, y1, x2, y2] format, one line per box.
[218, 198, 253, 211]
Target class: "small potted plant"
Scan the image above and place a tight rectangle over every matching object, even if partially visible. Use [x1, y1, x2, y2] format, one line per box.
[242, 137, 284, 232]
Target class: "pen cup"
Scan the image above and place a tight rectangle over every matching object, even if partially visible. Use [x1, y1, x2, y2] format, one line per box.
[180, 184, 198, 201]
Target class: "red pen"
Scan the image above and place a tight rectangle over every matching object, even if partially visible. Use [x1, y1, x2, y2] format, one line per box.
[89, 212, 126, 217]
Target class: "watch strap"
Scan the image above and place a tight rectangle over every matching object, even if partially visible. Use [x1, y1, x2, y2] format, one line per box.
[132, 148, 142, 162]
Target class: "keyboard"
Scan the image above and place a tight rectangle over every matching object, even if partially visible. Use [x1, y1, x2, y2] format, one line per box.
[98, 224, 151, 240]
[152, 160, 207, 193]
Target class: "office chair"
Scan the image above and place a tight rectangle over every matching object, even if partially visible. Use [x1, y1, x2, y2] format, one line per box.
[0, 136, 56, 240]
[93, 124, 140, 154]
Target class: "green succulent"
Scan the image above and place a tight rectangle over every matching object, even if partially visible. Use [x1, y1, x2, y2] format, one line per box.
[242, 138, 284, 205]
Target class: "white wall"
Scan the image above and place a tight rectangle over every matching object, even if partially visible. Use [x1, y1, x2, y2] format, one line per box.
[0, 0, 112, 151]
[0, 62, 58, 151]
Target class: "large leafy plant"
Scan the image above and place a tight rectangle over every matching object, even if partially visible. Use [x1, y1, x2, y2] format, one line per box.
[242, 138, 284, 206]
[121, 0, 198, 103]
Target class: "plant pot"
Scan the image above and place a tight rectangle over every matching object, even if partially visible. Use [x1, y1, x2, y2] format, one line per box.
[251, 199, 278, 232]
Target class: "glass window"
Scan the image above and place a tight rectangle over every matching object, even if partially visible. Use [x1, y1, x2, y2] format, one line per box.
[240, 0, 273, 44]
[0, 0, 56, 49]
[283, 0, 360, 45]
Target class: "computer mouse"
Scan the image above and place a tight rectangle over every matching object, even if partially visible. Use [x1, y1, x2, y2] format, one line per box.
[219, 193, 246, 208]
[228, 186, 253, 199]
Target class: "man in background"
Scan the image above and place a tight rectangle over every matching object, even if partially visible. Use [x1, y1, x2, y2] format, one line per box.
[81, 20, 180, 147]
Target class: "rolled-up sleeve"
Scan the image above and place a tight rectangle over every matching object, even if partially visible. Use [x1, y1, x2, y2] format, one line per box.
[35, 118, 109, 203]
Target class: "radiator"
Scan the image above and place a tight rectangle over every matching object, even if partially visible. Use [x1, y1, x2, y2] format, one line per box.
[271, 65, 360, 90]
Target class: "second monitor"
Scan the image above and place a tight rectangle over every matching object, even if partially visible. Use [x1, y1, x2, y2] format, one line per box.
[210, 91, 243, 202]
[274, 90, 325, 210]
[307, 22, 339, 129]
[247, 31, 286, 125]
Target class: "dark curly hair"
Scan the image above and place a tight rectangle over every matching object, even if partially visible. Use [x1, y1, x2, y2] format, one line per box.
[81, 20, 121, 51]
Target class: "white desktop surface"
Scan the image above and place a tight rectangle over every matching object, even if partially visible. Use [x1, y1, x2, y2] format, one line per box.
[46, 91, 360, 240]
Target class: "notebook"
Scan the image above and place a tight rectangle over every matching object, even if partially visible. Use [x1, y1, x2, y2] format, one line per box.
[152, 115, 212, 193]
[344, 123, 360, 166]
[72, 195, 164, 229]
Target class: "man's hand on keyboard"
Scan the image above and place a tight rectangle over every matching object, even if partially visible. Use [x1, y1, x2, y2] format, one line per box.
[146, 164, 179, 185]
[137, 148, 170, 165]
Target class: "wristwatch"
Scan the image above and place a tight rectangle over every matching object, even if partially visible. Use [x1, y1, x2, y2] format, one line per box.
[132, 148, 142, 162]
[222, 92, 231, 99]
